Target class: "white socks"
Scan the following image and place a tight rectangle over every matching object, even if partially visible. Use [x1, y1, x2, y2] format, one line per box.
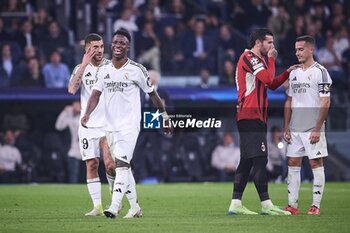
[261, 199, 274, 208]
[287, 166, 301, 208]
[230, 199, 242, 208]
[312, 167, 325, 208]
[125, 168, 140, 210]
[110, 167, 129, 212]
[87, 177, 102, 208]
[106, 173, 115, 194]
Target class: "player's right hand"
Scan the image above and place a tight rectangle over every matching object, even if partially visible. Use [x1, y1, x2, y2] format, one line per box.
[82, 46, 96, 66]
[81, 115, 89, 128]
[283, 127, 291, 144]
[268, 47, 278, 59]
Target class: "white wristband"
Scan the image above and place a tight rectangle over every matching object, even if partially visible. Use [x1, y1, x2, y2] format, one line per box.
[161, 111, 170, 121]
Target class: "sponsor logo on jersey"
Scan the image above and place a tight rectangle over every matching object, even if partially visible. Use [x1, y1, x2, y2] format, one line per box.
[85, 72, 92, 77]
[105, 81, 128, 92]
[104, 74, 110, 79]
[292, 76, 297, 81]
[291, 82, 311, 94]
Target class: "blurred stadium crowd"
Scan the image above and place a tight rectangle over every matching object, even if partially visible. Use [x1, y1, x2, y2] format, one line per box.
[0, 0, 350, 183]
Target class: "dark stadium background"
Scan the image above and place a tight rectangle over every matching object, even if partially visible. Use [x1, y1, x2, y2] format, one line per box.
[0, 0, 349, 183]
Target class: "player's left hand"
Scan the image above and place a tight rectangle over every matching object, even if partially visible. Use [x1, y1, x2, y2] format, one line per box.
[163, 119, 174, 136]
[309, 129, 320, 144]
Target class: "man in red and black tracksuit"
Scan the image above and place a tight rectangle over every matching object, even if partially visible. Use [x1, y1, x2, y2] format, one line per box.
[228, 28, 298, 215]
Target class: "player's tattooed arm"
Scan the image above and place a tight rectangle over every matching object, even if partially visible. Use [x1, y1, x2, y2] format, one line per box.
[68, 47, 95, 94]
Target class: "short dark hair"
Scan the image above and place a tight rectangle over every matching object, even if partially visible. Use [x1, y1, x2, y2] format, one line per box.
[296, 35, 315, 47]
[248, 28, 273, 49]
[112, 28, 131, 43]
[84, 33, 103, 45]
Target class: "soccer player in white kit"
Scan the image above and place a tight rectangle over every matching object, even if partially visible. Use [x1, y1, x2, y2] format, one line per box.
[82, 29, 173, 219]
[68, 33, 115, 216]
[283, 36, 332, 215]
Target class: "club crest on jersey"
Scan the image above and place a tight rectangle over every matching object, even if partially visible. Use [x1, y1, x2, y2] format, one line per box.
[250, 57, 259, 66]
[124, 72, 129, 79]
[307, 74, 312, 80]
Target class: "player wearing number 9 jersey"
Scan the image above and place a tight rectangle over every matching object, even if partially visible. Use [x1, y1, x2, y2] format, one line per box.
[68, 33, 115, 216]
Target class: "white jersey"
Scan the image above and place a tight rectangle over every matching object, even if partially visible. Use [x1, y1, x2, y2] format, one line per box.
[70, 60, 108, 128]
[93, 59, 154, 132]
[287, 62, 332, 132]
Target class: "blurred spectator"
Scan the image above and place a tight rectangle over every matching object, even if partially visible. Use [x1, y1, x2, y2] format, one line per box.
[267, 3, 290, 50]
[20, 57, 44, 87]
[199, 68, 210, 89]
[137, 8, 160, 32]
[166, 0, 187, 18]
[0, 17, 11, 41]
[15, 20, 39, 50]
[113, 7, 138, 33]
[244, 0, 271, 34]
[182, 19, 215, 73]
[333, 26, 349, 61]
[141, 0, 162, 20]
[0, 130, 25, 183]
[2, 103, 30, 133]
[136, 22, 160, 71]
[42, 51, 70, 88]
[160, 25, 184, 74]
[41, 20, 69, 62]
[286, 0, 308, 19]
[219, 60, 235, 86]
[282, 15, 305, 65]
[55, 101, 82, 183]
[32, 8, 52, 39]
[0, 43, 26, 87]
[1, 0, 26, 12]
[21, 45, 38, 63]
[318, 35, 347, 97]
[267, 126, 286, 182]
[218, 23, 237, 62]
[211, 133, 240, 181]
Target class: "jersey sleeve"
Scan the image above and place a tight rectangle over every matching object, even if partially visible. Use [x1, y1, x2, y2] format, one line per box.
[92, 65, 104, 92]
[69, 64, 80, 81]
[135, 65, 154, 93]
[242, 54, 265, 76]
[317, 68, 332, 97]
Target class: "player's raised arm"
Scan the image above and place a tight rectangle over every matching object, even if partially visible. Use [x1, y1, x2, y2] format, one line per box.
[148, 90, 173, 135]
[68, 47, 95, 94]
[81, 90, 101, 128]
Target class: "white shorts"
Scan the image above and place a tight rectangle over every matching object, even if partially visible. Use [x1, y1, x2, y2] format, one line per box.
[78, 126, 106, 161]
[286, 131, 328, 160]
[106, 129, 139, 164]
